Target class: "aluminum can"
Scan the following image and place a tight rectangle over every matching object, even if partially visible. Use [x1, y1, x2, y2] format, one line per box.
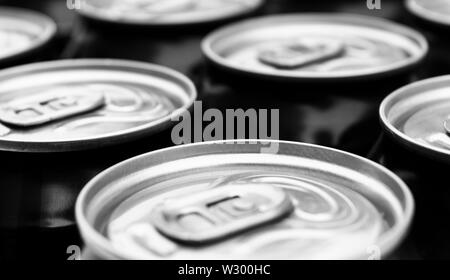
[406, 0, 450, 29]
[76, 140, 413, 260]
[405, 0, 450, 79]
[0, 7, 57, 67]
[375, 75, 450, 259]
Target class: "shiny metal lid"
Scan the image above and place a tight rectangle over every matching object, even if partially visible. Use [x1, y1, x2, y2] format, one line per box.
[77, 0, 264, 26]
[0, 59, 196, 152]
[0, 7, 56, 64]
[202, 14, 428, 81]
[380, 75, 450, 162]
[76, 141, 413, 260]
[406, 0, 450, 26]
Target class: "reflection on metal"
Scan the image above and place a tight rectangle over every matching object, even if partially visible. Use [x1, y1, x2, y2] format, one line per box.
[151, 184, 294, 244]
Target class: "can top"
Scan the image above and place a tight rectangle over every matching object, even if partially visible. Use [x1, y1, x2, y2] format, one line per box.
[77, 0, 265, 26]
[0, 59, 196, 153]
[202, 14, 428, 81]
[406, 0, 450, 26]
[0, 7, 56, 64]
[380, 75, 450, 162]
[76, 141, 413, 260]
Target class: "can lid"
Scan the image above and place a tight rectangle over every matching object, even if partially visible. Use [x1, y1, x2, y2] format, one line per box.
[0, 7, 56, 64]
[380, 75, 450, 162]
[0, 59, 196, 152]
[77, 0, 265, 26]
[76, 141, 413, 260]
[406, 0, 450, 26]
[202, 14, 428, 81]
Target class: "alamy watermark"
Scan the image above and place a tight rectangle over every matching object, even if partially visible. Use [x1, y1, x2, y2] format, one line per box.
[66, 244, 381, 260]
[67, 0, 83, 10]
[171, 101, 280, 154]
[67, 245, 81, 260]
[367, 0, 381, 10]
[67, 0, 381, 11]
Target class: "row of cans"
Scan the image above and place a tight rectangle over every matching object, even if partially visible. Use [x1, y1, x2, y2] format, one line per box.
[0, 1, 449, 259]
[2, 0, 450, 67]
[75, 72, 450, 259]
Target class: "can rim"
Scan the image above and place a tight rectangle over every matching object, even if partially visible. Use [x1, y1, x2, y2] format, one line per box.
[380, 75, 450, 162]
[202, 13, 429, 81]
[0, 6, 57, 64]
[76, 0, 265, 27]
[405, 0, 450, 26]
[0, 59, 197, 153]
[75, 140, 414, 260]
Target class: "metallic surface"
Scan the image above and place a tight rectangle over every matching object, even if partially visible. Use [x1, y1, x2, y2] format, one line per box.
[0, 7, 56, 64]
[0, 59, 196, 152]
[380, 75, 450, 163]
[2, 0, 449, 261]
[78, 0, 265, 26]
[76, 141, 414, 260]
[406, 0, 450, 26]
[202, 14, 428, 81]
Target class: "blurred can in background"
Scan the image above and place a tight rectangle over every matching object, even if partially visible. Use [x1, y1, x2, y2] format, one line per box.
[406, 0, 450, 30]
[203, 13, 428, 86]
[405, 0, 450, 79]
[0, 7, 57, 68]
[62, 0, 268, 77]
[200, 13, 429, 155]
[374, 75, 450, 259]
[0, 59, 196, 259]
[76, 0, 266, 30]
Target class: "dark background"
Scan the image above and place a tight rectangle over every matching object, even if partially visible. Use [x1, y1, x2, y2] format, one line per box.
[0, 0, 449, 260]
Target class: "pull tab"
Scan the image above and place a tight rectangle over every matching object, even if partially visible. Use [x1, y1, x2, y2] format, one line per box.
[151, 184, 293, 245]
[258, 39, 345, 70]
[0, 89, 105, 127]
[445, 118, 450, 136]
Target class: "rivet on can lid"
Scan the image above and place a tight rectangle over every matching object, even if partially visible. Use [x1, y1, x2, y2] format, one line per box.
[232, 198, 256, 212]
